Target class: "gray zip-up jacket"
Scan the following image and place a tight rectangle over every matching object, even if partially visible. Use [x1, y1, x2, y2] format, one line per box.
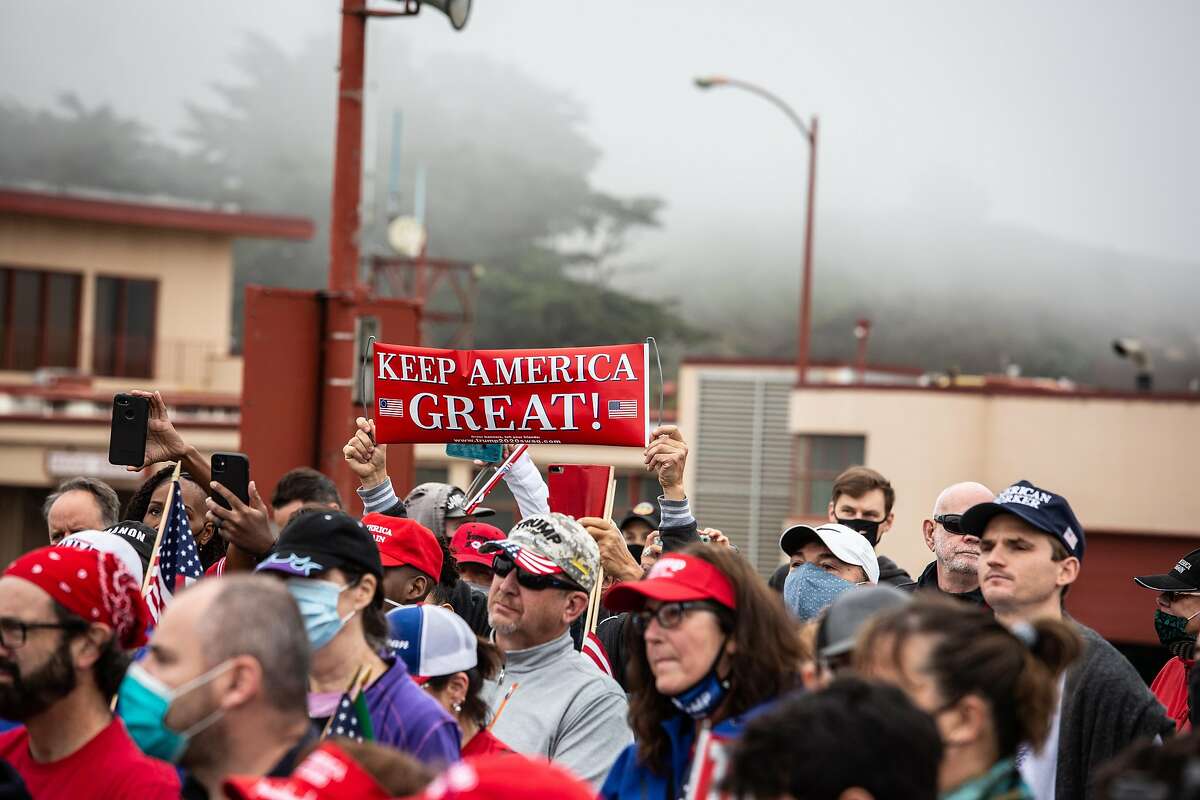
[485, 631, 632, 786]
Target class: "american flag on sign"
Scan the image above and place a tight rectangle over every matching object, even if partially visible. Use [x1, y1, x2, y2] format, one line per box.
[378, 398, 404, 418]
[326, 688, 375, 742]
[144, 480, 203, 624]
[607, 399, 638, 419]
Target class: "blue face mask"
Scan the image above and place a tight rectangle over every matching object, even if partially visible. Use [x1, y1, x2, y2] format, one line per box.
[668, 643, 731, 720]
[116, 661, 233, 763]
[784, 562, 856, 621]
[287, 578, 355, 652]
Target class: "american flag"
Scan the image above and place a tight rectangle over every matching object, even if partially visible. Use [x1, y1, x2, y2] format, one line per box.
[378, 398, 404, 418]
[144, 480, 203, 623]
[496, 541, 561, 576]
[326, 688, 374, 742]
[607, 399, 638, 419]
[582, 632, 614, 677]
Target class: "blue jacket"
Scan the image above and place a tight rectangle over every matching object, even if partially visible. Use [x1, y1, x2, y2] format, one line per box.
[600, 708, 760, 800]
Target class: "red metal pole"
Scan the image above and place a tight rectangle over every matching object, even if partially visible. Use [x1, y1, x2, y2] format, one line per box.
[320, 0, 368, 508]
[797, 115, 818, 387]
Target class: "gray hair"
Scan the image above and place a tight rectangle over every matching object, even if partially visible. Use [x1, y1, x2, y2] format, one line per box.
[42, 476, 120, 527]
[197, 575, 310, 716]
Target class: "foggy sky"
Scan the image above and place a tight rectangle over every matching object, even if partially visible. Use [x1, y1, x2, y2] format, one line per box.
[3, 1, 1198, 280]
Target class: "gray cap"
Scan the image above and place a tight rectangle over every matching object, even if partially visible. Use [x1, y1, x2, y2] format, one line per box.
[816, 585, 910, 660]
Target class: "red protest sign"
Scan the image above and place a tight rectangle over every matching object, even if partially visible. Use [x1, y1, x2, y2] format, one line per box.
[372, 342, 649, 447]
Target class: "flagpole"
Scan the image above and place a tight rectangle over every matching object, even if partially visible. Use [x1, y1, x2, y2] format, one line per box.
[321, 663, 366, 739]
[141, 461, 183, 596]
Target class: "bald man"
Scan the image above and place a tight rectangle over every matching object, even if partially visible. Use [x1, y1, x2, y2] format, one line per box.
[901, 482, 993, 603]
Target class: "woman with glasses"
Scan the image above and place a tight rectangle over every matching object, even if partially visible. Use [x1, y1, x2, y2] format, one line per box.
[599, 544, 805, 800]
[856, 596, 1080, 800]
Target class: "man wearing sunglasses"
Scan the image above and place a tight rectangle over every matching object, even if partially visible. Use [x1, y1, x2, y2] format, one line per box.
[902, 481, 993, 603]
[479, 513, 631, 787]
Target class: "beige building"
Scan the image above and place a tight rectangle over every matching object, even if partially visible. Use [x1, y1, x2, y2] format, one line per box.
[0, 186, 311, 561]
[677, 357, 1200, 645]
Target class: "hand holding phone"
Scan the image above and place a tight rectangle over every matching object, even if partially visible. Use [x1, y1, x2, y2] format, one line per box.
[108, 394, 150, 467]
[210, 452, 250, 511]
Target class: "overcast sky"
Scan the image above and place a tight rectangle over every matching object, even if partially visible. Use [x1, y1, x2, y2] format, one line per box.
[4, 0, 1198, 268]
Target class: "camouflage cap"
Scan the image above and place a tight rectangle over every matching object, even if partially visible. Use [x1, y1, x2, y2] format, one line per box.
[481, 513, 601, 593]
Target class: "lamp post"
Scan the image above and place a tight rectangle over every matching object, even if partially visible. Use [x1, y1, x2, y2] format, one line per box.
[694, 76, 818, 386]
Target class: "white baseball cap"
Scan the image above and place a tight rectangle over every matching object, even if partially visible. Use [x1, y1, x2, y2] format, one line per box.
[386, 603, 478, 680]
[778, 523, 880, 584]
[58, 530, 146, 586]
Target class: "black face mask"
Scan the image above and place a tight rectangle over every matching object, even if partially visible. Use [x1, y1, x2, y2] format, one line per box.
[627, 543, 644, 563]
[837, 517, 882, 547]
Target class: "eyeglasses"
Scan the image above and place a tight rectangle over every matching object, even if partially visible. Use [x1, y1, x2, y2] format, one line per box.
[0, 617, 85, 649]
[1161, 591, 1200, 604]
[934, 514, 966, 535]
[492, 554, 584, 593]
[632, 601, 719, 631]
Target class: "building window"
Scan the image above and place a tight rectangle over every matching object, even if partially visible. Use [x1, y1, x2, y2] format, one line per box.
[0, 267, 82, 371]
[794, 434, 866, 517]
[93, 276, 158, 378]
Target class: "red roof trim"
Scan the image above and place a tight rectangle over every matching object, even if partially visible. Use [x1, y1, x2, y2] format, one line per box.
[0, 384, 240, 408]
[0, 188, 313, 241]
[796, 382, 1200, 404]
[680, 356, 925, 376]
[0, 414, 238, 430]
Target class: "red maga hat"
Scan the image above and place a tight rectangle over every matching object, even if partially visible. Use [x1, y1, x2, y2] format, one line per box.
[361, 513, 443, 580]
[450, 522, 505, 569]
[604, 552, 737, 613]
[223, 741, 389, 800]
[398, 754, 594, 800]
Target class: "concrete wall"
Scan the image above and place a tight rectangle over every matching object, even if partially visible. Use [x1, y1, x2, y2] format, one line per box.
[790, 387, 1200, 578]
[0, 215, 239, 394]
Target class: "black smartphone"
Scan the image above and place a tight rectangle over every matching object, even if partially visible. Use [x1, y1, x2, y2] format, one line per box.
[210, 452, 250, 510]
[108, 393, 149, 467]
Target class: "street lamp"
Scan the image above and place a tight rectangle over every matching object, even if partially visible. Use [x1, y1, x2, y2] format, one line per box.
[694, 75, 819, 386]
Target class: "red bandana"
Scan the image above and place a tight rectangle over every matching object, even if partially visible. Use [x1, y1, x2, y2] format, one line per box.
[5, 546, 150, 649]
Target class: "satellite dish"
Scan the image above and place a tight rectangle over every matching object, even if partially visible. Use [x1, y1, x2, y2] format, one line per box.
[387, 217, 427, 258]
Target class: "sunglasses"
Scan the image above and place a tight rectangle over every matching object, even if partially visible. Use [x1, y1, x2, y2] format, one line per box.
[492, 554, 583, 593]
[934, 514, 966, 535]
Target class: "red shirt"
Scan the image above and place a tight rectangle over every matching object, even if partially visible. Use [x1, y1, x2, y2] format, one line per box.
[1151, 655, 1193, 733]
[0, 718, 180, 800]
[461, 727, 513, 758]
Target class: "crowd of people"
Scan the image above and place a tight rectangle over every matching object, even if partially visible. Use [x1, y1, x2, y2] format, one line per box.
[3, 387, 1199, 799]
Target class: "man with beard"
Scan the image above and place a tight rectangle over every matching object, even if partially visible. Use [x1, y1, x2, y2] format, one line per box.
[0, 546, 178, 799]
[117, 574, 314, 800]
[901, 481, 993, 603]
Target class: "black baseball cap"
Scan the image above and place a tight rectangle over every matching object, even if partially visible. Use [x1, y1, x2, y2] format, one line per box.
[619, 501, 660, 531]
[256, 510, 383, 581]
[960, 480, 1086, 561]
[444, 487, 494, 519]
[104, 521, 157, 573]
[1134, 548, 1200, 593]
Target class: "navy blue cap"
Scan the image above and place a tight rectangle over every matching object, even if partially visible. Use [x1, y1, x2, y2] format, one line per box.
[960, 480, 1085, 561]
